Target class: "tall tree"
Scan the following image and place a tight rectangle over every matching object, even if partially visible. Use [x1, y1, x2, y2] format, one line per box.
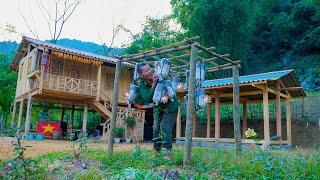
[19, 0, 83, 43]
[171, 0, 255, 63]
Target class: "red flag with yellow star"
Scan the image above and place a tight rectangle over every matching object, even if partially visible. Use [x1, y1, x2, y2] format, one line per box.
[36, 122, 61, 136]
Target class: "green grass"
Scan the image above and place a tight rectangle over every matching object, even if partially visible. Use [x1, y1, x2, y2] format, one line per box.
[1, 147, 319, 179]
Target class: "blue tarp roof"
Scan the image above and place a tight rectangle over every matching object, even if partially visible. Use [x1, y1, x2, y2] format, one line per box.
[201, 70, 293, 88]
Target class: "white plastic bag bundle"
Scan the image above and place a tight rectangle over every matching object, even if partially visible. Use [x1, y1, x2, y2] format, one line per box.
[152, 82, 166, 105]
[196, 61, 205, 83]
[154, 58, 171, 81]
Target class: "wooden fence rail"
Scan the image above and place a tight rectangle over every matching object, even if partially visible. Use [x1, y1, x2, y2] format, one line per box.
[40, 74, 98, 96]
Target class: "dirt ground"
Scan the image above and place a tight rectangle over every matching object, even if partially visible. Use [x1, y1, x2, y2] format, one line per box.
[0, 137, 152, 160]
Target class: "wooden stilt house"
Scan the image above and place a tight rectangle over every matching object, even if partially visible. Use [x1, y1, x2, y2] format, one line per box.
[10, 36, 145, 141]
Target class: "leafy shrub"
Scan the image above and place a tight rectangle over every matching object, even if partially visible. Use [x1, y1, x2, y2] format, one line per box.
[114, 126, 125, 138]
[124, 116, 136, 129]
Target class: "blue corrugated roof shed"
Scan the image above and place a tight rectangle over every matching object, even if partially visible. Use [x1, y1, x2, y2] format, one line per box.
[201, 70, 293, 88]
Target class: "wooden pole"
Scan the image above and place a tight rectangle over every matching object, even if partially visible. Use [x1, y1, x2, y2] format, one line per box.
[206, 104, 211, 138]
[192, 114, 196, 137]
[183, 43, 196, 168]
[96, 64, 102, 101]
[286, 97, 292, 145]
[82, 104, 88, 133]
[60, 107, 65, 122]
[233, 65, 241, 153]
[11, 100, 17, 129]
[108, 60, 121, 153]
[24, 92, 32, 135]
[17, 99, 24, 129]
[215, 94, 220, 141]
[263, 84, 271, 146]
[242, 101, 248, 138]
[176, 106, 181, 138]
[276, 82, 282, 137]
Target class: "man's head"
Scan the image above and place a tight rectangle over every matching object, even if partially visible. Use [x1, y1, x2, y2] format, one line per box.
[137, 63, 156, 80]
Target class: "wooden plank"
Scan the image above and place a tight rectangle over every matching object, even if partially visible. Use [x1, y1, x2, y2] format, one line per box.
[108, 60, 122, 153]
[176, 106, 181, 138]
[215, 93, 220, 141]
[276, 81, 282, 137]
[286, 97, 292, 145]
[206, 103, 211, 138]
[17, 99, 24, 129]
[82, 104, 88, 133]
[232, 65, 242, 153]
[183, 43, 197, 168]
[263, 84, 270, 146]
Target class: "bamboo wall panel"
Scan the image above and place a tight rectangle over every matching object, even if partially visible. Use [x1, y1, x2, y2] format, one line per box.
[100, 66, 132, 104]
[15, 49, 36, 97]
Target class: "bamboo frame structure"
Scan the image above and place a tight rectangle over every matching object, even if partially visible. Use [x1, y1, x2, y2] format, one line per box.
[112, 36, 241, 167]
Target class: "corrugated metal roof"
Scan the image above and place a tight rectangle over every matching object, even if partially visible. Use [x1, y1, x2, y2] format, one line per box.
[201, 70, 293, 88]
[10, 36, 134, 70]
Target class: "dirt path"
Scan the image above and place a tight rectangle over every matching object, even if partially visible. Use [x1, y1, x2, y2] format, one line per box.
[0, 137, 152, 160]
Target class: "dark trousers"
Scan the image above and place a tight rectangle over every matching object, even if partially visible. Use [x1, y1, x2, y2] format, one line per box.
[153, 109, 178, 150]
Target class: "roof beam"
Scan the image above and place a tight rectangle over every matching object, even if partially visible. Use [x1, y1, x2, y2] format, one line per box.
[120, 44, 192, 62]
[195, 44, 237, 65]
[252, 83, 289, 99]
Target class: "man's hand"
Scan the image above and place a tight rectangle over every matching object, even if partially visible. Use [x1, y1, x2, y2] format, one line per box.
[134, 103, 154, 110]
[177, 83, 184, 92]
[161, 95, 169, 104]
[151, 75, 158, 89]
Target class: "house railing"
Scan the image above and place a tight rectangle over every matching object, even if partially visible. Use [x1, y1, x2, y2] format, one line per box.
[117, 107, 145, 122]
[39, 74, 98, 96]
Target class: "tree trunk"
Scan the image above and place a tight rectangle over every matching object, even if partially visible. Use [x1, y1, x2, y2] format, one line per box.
[232, 65, 241, 154]
[108, 60, 121, 153]
[183, 43, 197, 168]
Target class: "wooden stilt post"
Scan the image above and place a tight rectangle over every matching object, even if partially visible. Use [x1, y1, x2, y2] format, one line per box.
[242, 101, 248, 138]
[108, 60, 121, 153]
[286, 97, 292, 145]
[176, 106, 181, 138]
[215, 93, 220, 141]
[183, 43, 197, 168]
[263, 84, 270, 146]
[206, 103, 211, 138]
[233, 64, 241, 153]
[71, 105, 75, 129]
[17, 99, 24, 129]
[24, 93, 32, 135]
[276, 82, 282, 137]
[11, 100, 17, 129]
[60, 106, 65, 138]
[82, 104, 88, 133]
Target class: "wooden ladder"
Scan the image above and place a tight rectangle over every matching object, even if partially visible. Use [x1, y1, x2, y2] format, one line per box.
[92, 91, 112, 119]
